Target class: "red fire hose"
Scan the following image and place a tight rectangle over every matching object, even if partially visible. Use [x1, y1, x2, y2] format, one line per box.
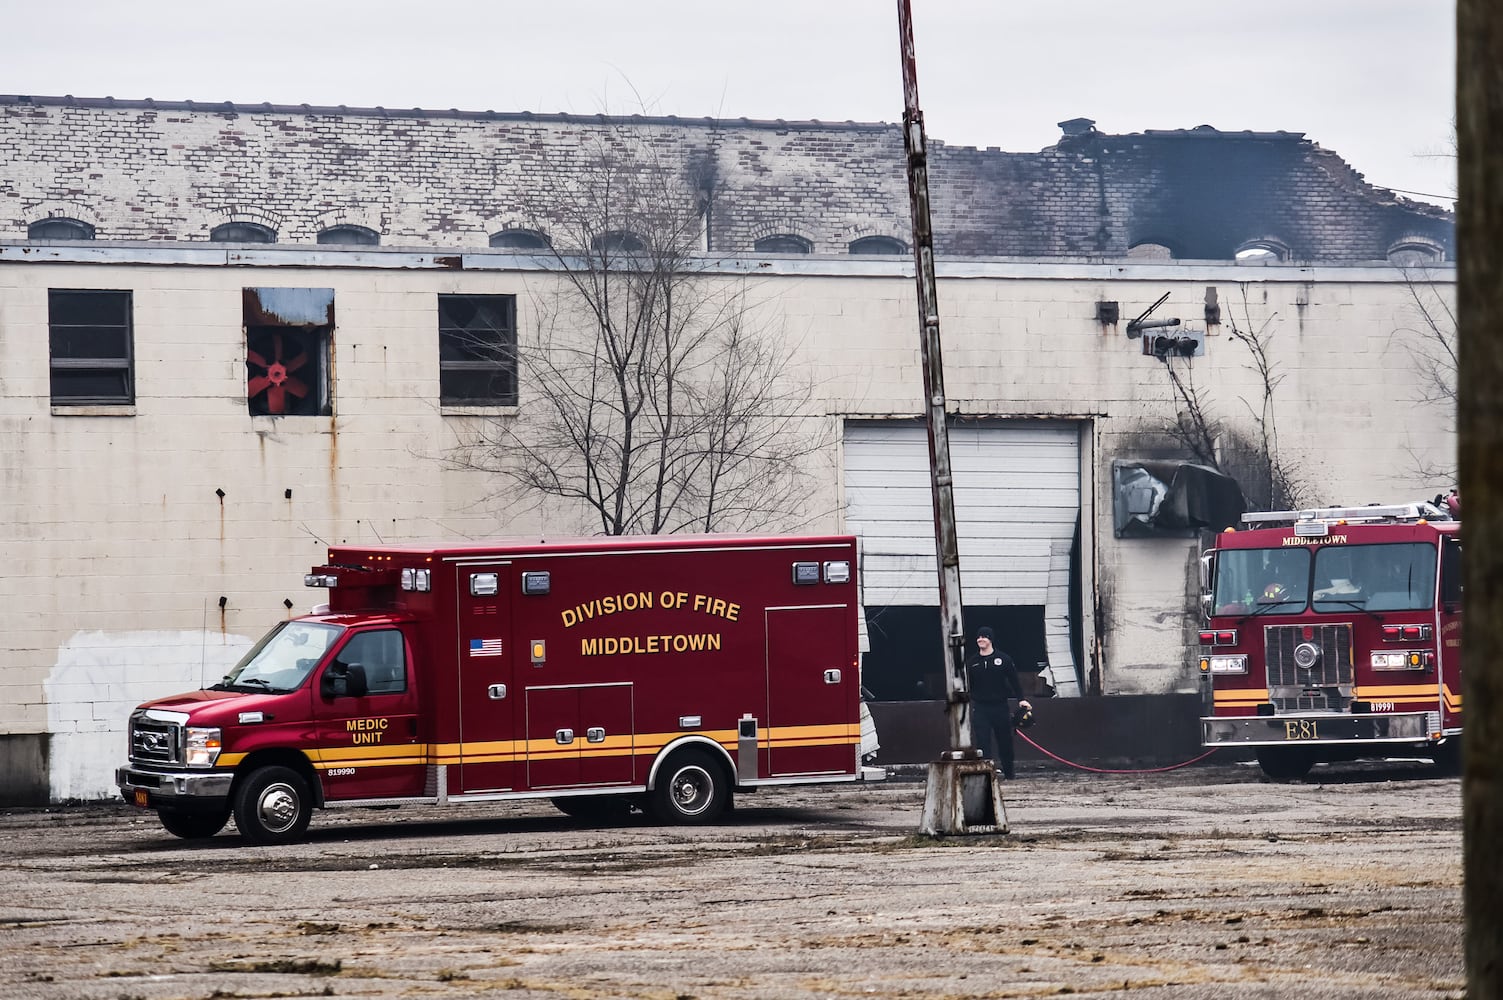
[1015, 729, 1223, 774]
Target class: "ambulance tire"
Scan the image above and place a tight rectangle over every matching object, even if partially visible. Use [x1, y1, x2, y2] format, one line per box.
[157, 808, 230, 840]
[551, 795, 634, 825]
[1256, 747, 1314, 782]
[234, 766, 313, 844]
[650, 749, 730, 825]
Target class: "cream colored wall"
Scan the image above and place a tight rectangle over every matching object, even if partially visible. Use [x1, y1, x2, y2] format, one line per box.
[0, 251, 1456, 797]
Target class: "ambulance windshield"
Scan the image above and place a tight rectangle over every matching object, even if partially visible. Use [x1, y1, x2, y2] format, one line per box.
[215, 621, 343, 693]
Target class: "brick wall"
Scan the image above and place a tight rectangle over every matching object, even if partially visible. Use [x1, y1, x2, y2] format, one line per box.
[0, 97, 1453, 261]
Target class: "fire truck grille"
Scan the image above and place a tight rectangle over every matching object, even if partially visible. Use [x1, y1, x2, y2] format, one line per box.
[130, 718, 181, 765]
[1265, 623, 1352, 711]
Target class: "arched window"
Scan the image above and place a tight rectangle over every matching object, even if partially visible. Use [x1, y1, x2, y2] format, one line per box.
[1387, 239, 1444, 267]
[754, 234, 812, 254]
[317, 225, 380, 246]
[1234, 239, 1289, 263]
[591, 230, 646, 253]
[1126, 242, 1174, 261]
[848, 235, 906, 255]
[28, 218, 95, 240]
[489, 229, 551, 251]
[210, 222, 277, 244]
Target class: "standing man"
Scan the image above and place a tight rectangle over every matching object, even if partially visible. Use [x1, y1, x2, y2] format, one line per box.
[965, 626, 1031, 779]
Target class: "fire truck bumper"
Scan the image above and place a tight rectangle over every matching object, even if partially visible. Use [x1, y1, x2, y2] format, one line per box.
[1201, 712, 1436, 747]
[116, 766, 235, 809]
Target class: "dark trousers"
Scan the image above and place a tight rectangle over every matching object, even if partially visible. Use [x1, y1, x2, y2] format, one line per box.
[973, 700, 1015, 778]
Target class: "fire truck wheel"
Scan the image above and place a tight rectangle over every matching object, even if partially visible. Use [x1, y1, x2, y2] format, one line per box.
[1430, 740, 1462, 775]
[157, 809, 230, 840]
[650, 749, 730, 825]
[234, 766, 313, 844]
[1256, 748, 1315, 782]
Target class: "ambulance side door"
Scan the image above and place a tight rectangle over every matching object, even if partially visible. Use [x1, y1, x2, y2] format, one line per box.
[766, 604, 857, 776]
[312, 627, 424, 800]
[457, 564, 518, 793]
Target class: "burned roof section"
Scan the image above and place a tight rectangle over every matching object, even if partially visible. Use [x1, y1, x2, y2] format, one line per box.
[0, 95, 1453, 261]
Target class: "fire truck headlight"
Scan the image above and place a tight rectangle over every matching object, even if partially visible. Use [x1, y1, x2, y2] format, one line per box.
[1372, 651, 1426, 671]
[1207, 655, 1247, 674]
[185, 727, 222, 767]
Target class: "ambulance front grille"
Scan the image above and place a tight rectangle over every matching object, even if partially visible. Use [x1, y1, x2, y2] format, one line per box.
[130, 717, 181, 765]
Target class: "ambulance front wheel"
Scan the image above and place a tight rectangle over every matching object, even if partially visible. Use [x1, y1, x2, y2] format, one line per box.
[234, 765, 313, 844]
[651, 749, 730, 825]
[157, 808, 230, 840]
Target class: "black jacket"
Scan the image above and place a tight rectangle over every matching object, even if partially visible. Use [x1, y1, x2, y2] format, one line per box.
[965, 648, 1023, 704]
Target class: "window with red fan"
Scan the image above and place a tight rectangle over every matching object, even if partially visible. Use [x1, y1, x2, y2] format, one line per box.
[243, 288, 333, 417]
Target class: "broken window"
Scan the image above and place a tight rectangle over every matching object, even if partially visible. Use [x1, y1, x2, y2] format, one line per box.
[489, 229, 550, 251]
[243, 288, 334, 416]
[848, 235, 907, 255]
[1234, 240, 1289, 263]
[754, 234, 812, 254]
[48, 289, 133, 405]
[1387, 240, 1444, 267]
[591, 230, 646, 253]
[438, 294, 517, 406]
[316, 225, 380, 246]
[211, 222, 276, 243]
[1112, 459, 1245, 537]
[29, 218, 95, 240]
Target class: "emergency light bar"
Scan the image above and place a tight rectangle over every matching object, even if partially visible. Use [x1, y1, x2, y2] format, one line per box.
[304, 573, 339, 588]
[399, 568, 431, 592]
[1242, 502, 1443, 528]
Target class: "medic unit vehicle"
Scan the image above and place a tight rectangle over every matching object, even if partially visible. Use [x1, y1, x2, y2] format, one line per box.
[117, 534, 879, 844]
[1198, 503, 1462, 780]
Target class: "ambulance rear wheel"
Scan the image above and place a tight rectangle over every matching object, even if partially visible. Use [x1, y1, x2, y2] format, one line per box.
[234, 766, 312, 844]
[551, 795, 634, 825]
[157, 808, 230, 840]
[651, 749, 729, 825]
[1256, 748, 1314, 782]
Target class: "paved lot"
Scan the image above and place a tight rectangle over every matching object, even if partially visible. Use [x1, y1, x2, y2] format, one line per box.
[0, 760, 1462, 999]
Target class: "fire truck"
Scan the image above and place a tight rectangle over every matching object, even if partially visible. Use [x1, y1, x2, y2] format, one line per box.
[117, 534, 880, 843]
[1198, 502, 1462, 780]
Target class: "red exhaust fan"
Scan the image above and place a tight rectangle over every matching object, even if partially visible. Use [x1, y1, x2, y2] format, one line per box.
[247, 331, 310, 414]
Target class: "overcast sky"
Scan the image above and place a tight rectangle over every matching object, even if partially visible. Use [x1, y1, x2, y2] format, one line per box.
[7, 0, 1457, 207]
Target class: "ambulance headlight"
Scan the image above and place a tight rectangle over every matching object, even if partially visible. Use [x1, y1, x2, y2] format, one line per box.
[185, 727, 222, 767]
[1204, 655, 1248, 675]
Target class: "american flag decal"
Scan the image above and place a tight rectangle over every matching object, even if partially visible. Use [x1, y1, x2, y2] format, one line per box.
[469, 638, 504, 657]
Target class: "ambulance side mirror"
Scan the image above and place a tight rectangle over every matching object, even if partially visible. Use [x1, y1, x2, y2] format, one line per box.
[321, 662, 369, 699]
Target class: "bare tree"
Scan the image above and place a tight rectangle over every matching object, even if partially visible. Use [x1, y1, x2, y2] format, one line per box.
[449, 126, 823, 535]
[1159, 286, 1308, 511]
[1391, 263, 1459, 484]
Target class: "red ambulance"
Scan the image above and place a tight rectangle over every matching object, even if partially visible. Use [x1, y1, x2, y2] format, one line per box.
[117, 534, 879, 843]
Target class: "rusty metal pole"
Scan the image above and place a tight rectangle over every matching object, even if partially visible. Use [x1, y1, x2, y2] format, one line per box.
[897, 0, 1006, 835]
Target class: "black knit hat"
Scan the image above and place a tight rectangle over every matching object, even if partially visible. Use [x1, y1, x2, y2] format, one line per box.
[976, 626, 995, 641]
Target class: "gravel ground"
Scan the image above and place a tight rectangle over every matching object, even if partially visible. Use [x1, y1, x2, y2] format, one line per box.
[0, 759, 1463, 999]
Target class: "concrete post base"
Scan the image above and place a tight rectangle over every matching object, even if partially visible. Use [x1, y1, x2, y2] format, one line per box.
[919, 757, 1009, 835]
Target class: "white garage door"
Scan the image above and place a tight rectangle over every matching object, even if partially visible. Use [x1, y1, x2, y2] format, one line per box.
[843, 421, 1082, 694]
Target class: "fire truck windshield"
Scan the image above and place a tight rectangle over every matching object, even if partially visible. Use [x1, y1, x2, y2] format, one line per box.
[1213, 548, 1309, 616]
[214, 621, 344, 693]
[1311, 542, 1436, 612]
[1213, 542, 1438, 616]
